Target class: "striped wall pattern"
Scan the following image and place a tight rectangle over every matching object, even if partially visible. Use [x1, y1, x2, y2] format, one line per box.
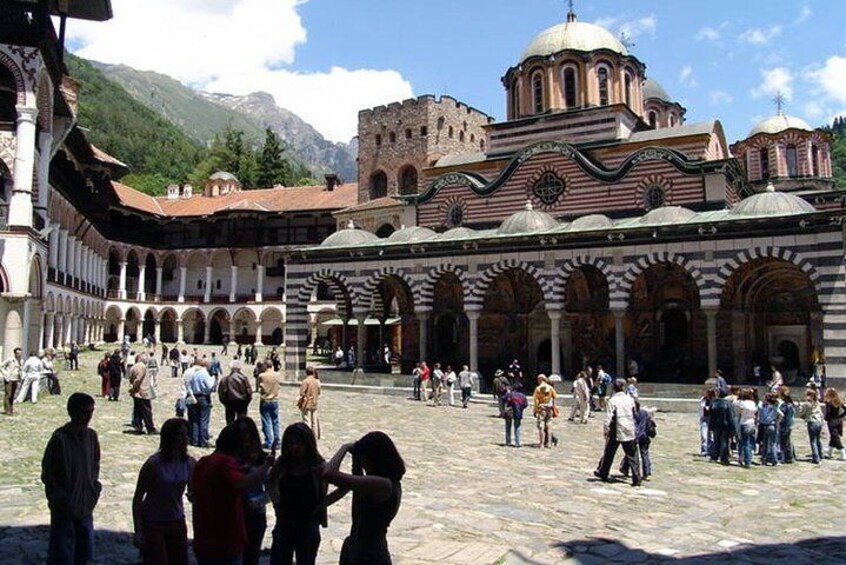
[284, 231, 846, 378]
[360, 266, 419, 312]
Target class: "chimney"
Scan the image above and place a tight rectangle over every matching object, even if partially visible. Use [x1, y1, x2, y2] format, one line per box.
[166, 184, 180, 200]
[325, 173, 340, 192]
[182, 184, 193, 199]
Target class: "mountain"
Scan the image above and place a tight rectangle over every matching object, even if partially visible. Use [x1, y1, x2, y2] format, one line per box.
[89, 61, 358, 181]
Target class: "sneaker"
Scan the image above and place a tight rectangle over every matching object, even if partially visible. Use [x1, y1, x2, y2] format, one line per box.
[551, 435, 559, 447]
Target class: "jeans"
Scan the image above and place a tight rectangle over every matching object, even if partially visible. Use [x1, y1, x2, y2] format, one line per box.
[621, 438, 651, 477]
[709, 425, 731, 464]
[461, 387, 472, 408]
[699, 420, 709, 455]
[808, 421, 823, 463]
[779, 428, 794, 463]
[48, 511, 94, 565]
[244, 513, 267, 565]
[271, 519, 320, 565]
[761, 424, 778, 464]
[189, 395, 212, 446]
[260, 400, 280, 448]
[504, 417, 522, 446]
[412, 377, 421, 400]
[597, 438, 641, 485]
[739, 425, 756, 467]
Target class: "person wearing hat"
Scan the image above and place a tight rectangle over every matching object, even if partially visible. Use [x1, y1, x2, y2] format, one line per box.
[533, 374, 558, 448]
[492, 369, 510, 417]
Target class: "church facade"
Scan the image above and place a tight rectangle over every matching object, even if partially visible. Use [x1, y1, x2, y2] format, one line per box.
[284, 9, 846, 387]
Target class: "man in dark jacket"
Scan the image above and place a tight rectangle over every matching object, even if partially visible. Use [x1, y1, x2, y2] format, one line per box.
[218, 361, 253, 425]
[108, 350, 124, 401]
[42, 393, 101, 564]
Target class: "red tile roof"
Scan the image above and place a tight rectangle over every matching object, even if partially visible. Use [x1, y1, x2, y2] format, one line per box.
[112, 181, 358, 218]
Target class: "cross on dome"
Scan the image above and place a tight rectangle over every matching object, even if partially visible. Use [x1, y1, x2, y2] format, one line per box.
[772, 91, 786, 115]
[566, 0, 576, 22]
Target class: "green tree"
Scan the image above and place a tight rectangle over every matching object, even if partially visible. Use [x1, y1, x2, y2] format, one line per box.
[189, 125, 259, 187]
[256, 127, 292, 187]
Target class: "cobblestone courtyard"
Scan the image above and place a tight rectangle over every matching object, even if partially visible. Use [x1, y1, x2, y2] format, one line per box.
[1, 348, 845, 564]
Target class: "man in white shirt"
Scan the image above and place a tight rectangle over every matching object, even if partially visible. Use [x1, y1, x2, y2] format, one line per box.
[17, 351, 45, 404]
[2, 347, 23, 415]
[594, 379, 641, 486]
[569, 371, 591, 424]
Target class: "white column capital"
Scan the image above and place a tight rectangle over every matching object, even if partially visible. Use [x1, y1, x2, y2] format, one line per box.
[15, 105, 39, 124]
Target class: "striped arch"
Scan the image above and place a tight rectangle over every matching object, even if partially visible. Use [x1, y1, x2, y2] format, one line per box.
[0, 51, 27, 106]
[419, 264, 470, 310]
[558, 256, 616, 303]
[470, 258, 553, 307]
[294, 268, 356, 307]
[360, 266, 418, 313]
[713, 247, 821, 296]
[617, 252, 705, 306]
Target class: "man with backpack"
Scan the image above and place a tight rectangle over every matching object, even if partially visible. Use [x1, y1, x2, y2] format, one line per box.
[492, 370, 510, 417]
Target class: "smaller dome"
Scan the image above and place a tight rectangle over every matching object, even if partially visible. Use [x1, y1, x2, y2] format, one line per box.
[320, 220, 379, 247]
[642, 78, 672, 103]
[747, 114, 813, 138]
[568, 214, 614, 231]
[639, 206, 697, 226]
[498, 201, 560, 235]
[436, 227, 478, 241]
[209, 171, 238, 181]
[387, 225, 437, 243]
[730, 183, 816, 217]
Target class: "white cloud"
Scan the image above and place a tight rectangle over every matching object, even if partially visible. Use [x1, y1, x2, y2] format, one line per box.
[618, 15, 657, 40]
[751, 67, 794, 100]
[739, 25, 783, 46]
[697, 26, 721, 42]
[803, 101, 823, 119]
[796, 4, 813, 24]
[678, 66, 698, 88]
[808, 56, 846, 105]
[64, 0, 413, 143]
[709, 91, 734, 105]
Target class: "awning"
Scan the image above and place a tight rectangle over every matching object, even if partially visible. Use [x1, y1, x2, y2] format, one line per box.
[320, 317, 402, 327]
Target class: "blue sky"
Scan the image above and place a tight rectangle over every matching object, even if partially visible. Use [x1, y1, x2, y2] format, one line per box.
[68, 0, 846, 144]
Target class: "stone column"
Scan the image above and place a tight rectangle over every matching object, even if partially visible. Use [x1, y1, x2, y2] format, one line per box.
[8, 105, 38, 228]
[229, 265, 238, 303]
[418, 310, 430, 363]
[255, 265, 265, 302]
[355, 312, 367, 371]
[254, 321, 263, 346]
[704, 308, 719, 378]
[74, 241, 82, 283]
[467, 309, 481, 373]
[613, 309, 626, 379]
[58, 230, 68, 280]
[138, 263, 147, 301]
[154, 320, 161, 344]
[63, 315, 72, 346]
[117, 318, 126, 341]
[177, 319, 184, 343]
[118, 261, 128, 299]
[67, 237, 76, 284]
[155, 267, 163, 299]
[204, 266, 213, 303]
[48, 229, 59, 270]
[36, 131, 52, 217]
[203, 319, 211, 345]
[45, 312, 55, 349]
[561, 318, 573, 378]
[341, 315, 349, 352]
[547, 308, 562, 377]
[178, 267, 187, 303]
[38, 311, 46, 351]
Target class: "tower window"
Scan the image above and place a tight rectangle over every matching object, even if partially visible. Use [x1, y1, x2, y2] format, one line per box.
[448, 125, 454, 139]
[389, 131, 396, 143]
[643, 185, 666, 210]
[786, 144, 798, 178]
[759, 147, 770, 180]
[597, 67, 609, 106]
[375, 134, 382, 146]
[420, 126, 428, 136]
[624, 72, 633, 107]
[532, 71, 545, 114]
[563, 66, 578, 109]
[510, 79, 520, 119]
[648, 111, 657, 128]
[812, 144, 820, 177]
[369, 171, 388, 200]
[405, 128, 412, 140]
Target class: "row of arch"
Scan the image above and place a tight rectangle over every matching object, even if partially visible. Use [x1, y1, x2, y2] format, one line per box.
[368, 165, 418, 200]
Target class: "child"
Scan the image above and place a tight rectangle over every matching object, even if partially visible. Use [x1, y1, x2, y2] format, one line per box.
[798, 388, 824, 463]
[758, 393, 781, 466]
[621, 401, 655, 480]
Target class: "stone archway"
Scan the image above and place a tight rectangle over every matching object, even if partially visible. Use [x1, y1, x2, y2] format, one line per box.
[366, 274, 417, 373]
[431, 271, 467, 370]
[563, 264, 613, 374]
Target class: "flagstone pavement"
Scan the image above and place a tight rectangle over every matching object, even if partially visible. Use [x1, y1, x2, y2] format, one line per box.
[0, 347, 844, 564]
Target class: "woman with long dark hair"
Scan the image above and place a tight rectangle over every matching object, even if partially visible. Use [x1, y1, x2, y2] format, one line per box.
[268, 423, 344, 565]
[324, 431, 406, 565]
[132, 418, 195, 564]
[233, 418, 271, 565]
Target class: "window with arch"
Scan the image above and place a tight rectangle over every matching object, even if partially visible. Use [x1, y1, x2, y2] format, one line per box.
[643, 184, 666, 210]
[375, 134, 382, 146]
[448, 125, 454, 139]
[759, 147, 770, 180]
[562, 66, 578, 109]
[446, 203, 464, 228]
[669, 114, 676, 127]
[510, 79, 520, 118]
[597, 66, 610, 106]
[624, 71, 633, 107]
[459, 131, 465, 142]
[812, 144, 820, 177]
[786, 144, 798, 177]
[532, 70, 545, 114]
[532, 172, 566, 205]
[369, 170, 388, 200]
[437, 116, 445, 130]
[648, 111, 657, 128]
[398, 166, 418, 195]
[405, 128, 412, 140]
[388, 131, 396, 143]
[0, 64, 18, 122]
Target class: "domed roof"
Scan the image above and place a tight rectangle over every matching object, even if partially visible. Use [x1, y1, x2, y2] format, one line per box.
[747, 113, 813, 138]
[387, 225, 437, 243]
[730, 183, 816, 217]
[520, 19, 627, 62]
[569, 214, 614, 231]
[638, 206, 697, 225]
[643, 78, 672, 103]
[435, 227, 478, 241]
[209, 171, 238, 182]
[498, 201, 560, 235]
[320, 221, 379, 248]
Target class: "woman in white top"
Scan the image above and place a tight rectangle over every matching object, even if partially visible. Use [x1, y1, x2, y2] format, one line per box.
[445, 366, 457, 407]
[734, 388, 758, 468]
